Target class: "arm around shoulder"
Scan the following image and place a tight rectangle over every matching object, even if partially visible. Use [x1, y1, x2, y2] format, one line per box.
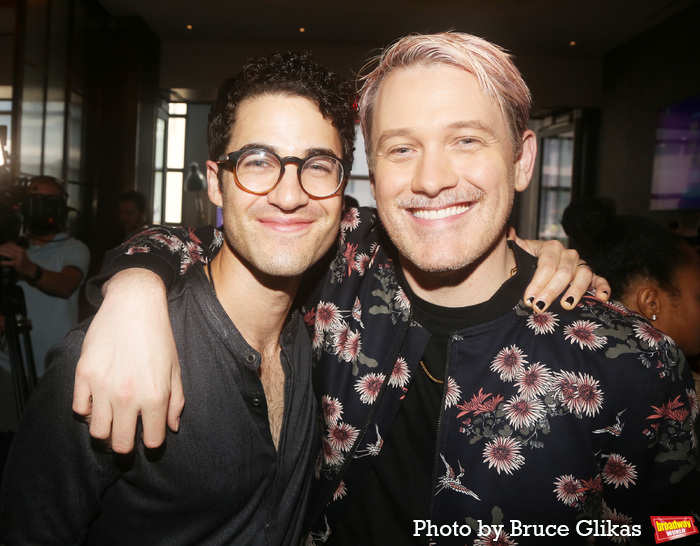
[73, 269, 183, 453]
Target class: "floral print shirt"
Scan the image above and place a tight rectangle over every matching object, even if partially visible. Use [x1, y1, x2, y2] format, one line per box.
[96, 207, 700, 546]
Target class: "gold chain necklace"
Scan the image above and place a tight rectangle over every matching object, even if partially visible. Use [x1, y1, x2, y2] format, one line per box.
[420, 361, 444, 384]
[418, 261, 516, 386]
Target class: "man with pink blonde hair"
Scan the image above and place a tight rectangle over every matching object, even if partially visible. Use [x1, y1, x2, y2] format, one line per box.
[44, 32, 697, 545]
[359, 32, 532, 165]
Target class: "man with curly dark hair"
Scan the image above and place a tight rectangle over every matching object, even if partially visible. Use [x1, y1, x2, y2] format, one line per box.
[0, 51, 355, 544]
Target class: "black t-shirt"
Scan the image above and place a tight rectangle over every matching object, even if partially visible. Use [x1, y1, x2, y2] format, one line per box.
[328, 248, 530, 545]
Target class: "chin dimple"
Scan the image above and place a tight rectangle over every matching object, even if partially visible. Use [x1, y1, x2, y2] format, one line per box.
[411, 204, 472, 220]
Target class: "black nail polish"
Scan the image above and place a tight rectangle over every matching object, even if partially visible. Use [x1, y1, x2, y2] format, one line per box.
[565, 296, 575, 306]
[526, 296, 534, 305]
[602, 290, 609, 296]
[535, 300, 545, 310]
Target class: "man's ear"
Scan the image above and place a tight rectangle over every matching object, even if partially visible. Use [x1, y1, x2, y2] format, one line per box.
[207, 160, 224, 208]
[514, 130, 537, 193]
[636, 285, 661, 322]
[369, 172, 377, 201]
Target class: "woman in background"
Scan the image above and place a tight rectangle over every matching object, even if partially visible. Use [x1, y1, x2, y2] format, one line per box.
[562, 197, 700, 401]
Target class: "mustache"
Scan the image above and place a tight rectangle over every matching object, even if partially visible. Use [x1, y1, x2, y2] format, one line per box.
[394, 188, 485, 209]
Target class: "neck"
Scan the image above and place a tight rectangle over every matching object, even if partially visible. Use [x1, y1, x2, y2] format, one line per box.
[209, 247, 300, 352]
[400, 236, 515, 308]
[28, 231, 58, 246]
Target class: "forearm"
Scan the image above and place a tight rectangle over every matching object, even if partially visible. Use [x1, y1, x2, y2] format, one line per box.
[74, 267, 183, 452]
[26, 266, 82, 298]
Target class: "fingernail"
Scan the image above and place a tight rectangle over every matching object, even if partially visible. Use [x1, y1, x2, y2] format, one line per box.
[565, 296, 575, 306]
[602, 290, 609, 296]
[526, 296, 534, 305]
[535, 300, 545, 310]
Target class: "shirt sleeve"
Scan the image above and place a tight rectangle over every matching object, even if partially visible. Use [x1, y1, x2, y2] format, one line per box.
[600, 349, 700, 545]
[0, 329, 121, 544]
[61, 238, 91, 278]
[86, 224, 222, 306]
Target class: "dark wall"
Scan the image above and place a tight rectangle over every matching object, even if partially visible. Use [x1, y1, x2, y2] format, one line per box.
[10, 1, 161, 277]
[597, 2, 700, 225]
[91, 16, 160, 270]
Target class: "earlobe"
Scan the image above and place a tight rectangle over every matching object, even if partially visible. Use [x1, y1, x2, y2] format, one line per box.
[514, 130, 537, 192]
[636, 285, 660, 322]
[206, 160, 224, 208]
[369, 173, 377, 200]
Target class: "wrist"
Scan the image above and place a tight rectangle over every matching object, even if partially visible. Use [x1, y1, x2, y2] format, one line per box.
[28, 264, 43, 282]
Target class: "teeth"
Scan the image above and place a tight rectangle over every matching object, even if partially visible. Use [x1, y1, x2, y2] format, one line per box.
[412, 204, 471, 220]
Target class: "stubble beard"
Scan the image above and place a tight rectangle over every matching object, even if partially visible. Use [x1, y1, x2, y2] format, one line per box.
[382, 184, 515, 276]
[222, 208, 339, 280]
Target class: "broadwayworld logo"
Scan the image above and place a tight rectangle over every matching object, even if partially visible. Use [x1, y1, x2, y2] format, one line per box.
[650, 516, 699, 543]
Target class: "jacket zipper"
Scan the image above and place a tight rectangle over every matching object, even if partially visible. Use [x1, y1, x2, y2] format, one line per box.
[425, 334, 453, 544]
[310, 307, 415, 532]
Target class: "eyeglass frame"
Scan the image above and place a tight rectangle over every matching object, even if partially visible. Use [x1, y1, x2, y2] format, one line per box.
[217, 148, 351, 200]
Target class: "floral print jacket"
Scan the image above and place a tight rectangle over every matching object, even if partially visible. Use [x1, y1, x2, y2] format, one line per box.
[99, 207, 699, 545]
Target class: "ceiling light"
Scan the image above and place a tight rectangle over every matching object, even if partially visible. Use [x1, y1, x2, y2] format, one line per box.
[569, 40, 576, 46]
[186, 24, 193, 30]
[299, 27, 306, 33]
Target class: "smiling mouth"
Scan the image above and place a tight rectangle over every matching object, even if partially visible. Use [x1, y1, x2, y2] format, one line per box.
[410, 204, 474, 220]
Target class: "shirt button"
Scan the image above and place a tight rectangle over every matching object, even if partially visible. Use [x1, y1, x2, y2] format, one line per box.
[251, 398, 263, 407]
[246, 353, 256, 363]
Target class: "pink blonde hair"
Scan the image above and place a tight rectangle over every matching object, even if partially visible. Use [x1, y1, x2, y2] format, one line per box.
[358, 32, 532, 169]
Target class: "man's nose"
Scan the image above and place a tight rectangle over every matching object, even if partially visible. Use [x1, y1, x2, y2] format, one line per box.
[266, 166, 310, 210]
[411, 150, 459, 197]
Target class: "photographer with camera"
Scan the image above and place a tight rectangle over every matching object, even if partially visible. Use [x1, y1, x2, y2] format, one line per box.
[0, 175, 90, 432]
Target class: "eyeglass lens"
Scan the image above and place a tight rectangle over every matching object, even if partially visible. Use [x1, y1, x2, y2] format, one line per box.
[235, 149, 343, 197]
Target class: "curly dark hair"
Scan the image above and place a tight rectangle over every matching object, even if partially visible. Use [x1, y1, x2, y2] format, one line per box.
[208, 51, 356, 166]
[561, 197, 694, 299]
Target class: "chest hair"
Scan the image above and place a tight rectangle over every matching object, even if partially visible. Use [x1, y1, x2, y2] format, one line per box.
[259, 352, 286, 451]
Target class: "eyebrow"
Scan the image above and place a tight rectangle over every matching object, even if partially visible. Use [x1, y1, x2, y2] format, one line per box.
[375, 120, 497, 149]
[448, 120, 496, 138]
[239, 143, 341, 159]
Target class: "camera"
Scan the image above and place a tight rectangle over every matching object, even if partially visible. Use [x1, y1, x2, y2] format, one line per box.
[0, 176, 71, 245]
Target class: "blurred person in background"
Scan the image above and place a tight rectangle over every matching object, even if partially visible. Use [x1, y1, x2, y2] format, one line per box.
[562, 197, 700, 403]
[118, 190, 149, 240]
[0, 175, 89, 432]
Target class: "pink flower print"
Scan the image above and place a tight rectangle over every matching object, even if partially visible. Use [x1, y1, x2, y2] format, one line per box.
[444, 377, 462, 409]
[394, 288, 410, 311]
[553, 474, 585, 506]
[515, 362, 553, 400]
[327, 422, 359, 452]
[564, 320, 607, 350]
[333, 480, 347, 501]
[503, 395, 546, 430]
[553, 371, 604, 417]
[321, 395, 343, 426]
[389, 357, 410, 389]
[482, 436, 525, 475]
[526, 311, 559, 335]
[355, 253, 370, 275]
[340, 207, 360, 232]
[633, 320, 666, 348]
[490, 345, 528, 381]
[354, 373, 386, 404]
[602, 453, 637, 489]
[342, 329, 362, 363]
[321, 438, 344, 467]
[315, 301, 343, 332]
